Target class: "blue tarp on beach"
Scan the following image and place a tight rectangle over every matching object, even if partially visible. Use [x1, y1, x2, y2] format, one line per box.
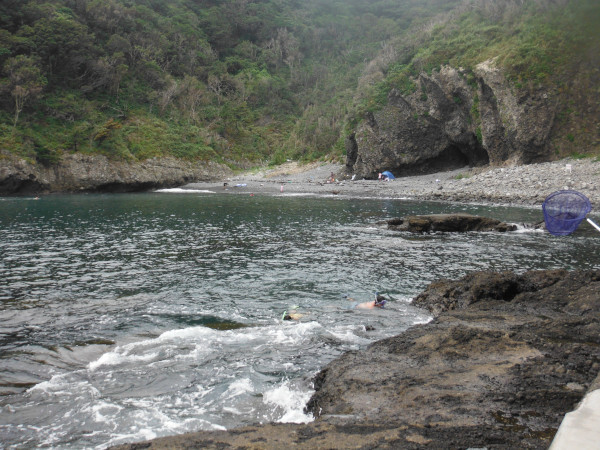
[382, 170, 395, 180]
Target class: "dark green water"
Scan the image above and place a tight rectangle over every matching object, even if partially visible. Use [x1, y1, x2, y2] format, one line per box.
[1, 192, 599, 448]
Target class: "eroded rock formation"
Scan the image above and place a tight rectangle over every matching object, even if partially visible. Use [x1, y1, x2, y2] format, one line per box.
[0, 152, 231, 194]
[346, 62, 556, 179]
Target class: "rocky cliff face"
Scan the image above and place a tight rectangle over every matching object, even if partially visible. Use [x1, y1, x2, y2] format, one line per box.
[0, 152, 232, 194]
[346, 61, 556, 179]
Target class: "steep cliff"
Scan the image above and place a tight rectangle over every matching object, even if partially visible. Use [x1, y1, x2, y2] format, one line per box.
[0, 152, 231, 194]
[346, 62, 556, 179]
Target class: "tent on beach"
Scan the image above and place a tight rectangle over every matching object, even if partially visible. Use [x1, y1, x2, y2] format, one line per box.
[381, 170, 395, 180]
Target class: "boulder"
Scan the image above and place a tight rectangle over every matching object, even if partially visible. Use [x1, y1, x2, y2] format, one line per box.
[387, 213, 517, 233]
[305, 269, 600, 448]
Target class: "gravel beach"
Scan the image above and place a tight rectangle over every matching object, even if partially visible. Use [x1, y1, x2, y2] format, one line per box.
[184, 158, 600, 212]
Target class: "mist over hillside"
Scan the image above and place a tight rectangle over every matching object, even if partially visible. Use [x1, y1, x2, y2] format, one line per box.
[1, 0, 597, 171]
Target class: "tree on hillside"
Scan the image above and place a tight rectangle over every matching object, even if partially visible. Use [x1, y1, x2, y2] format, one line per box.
[21, 14, 95, 82]
[2, 55, 46, 128]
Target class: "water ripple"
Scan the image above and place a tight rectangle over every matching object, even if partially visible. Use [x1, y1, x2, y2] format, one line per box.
[1, 193, 599, 447]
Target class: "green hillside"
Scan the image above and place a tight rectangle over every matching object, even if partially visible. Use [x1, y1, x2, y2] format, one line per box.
[0, 0, 597, 168]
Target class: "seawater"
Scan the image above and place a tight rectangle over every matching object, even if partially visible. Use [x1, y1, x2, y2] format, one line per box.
[1, 192, 599, 448]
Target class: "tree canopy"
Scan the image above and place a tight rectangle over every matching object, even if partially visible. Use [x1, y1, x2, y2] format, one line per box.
[0, 0, 597, 166]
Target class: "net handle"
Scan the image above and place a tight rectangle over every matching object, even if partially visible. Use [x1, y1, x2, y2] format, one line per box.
[587, 218, 600, 233]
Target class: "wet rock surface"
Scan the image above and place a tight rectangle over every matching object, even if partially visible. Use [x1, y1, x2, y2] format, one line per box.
[386, 213, 517, 233]
[114, 269, 600, 449]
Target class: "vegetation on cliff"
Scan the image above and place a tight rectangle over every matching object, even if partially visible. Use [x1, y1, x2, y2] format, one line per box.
[353, 0, 600, 158]
[0, 0, 597, 170]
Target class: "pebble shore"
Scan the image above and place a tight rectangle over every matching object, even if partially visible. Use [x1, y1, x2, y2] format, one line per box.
[186, 158, 600, 212]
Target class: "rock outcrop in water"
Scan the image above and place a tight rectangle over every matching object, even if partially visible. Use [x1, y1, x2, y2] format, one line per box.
[0, 152, 231, 194]
[113, 269, 600, 449]
[386, 213, 517, 233]
[345, 62, 556, 179]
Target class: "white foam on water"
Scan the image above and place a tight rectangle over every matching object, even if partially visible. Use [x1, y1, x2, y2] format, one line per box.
[155, 188, 215, 194]
[410, 313, 433, 325]
[88, 326, 218, 371]
[224, 378, 254, 399]
[263, 380, 314, 424]
[15, 320, 364, 448]
[158, 324, 217, 342]
[222, 406, 243, 415]
[280, 192, 319, 197]
[28, 373, 101, 400]
[328, 326, 371, 346]
[88, 349, 159, 371]
[27, 374, 68, 394]
[92, 400, 123, 423]
[512, 223, 545, 233]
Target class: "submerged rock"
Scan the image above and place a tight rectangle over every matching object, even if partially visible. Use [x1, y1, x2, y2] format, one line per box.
[387, 213, 517, 233]
[112, 269, 599, 449]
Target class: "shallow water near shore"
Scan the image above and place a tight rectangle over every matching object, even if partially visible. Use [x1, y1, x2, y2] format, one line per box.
[1, 192, 599, 448]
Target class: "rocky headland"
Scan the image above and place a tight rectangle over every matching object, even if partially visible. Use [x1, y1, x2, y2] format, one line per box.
[114, 269, 600, 449]
[0, 151, 231, 194]
[346, 62, 559, 179]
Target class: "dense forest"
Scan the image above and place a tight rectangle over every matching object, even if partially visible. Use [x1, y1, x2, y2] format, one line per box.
[0, 0, 598, 168]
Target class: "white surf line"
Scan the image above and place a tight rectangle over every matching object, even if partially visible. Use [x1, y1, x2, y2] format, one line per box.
[155, 188, 215, 194]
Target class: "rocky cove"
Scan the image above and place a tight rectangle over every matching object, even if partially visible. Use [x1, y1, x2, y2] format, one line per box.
[3, 154, 599, 447]
[114, 158, 600, 448]
[114, 269, 600, 449]
[3, 151, 598, 448]
[2, 59, 598, 448]
[2, 151, 599, 215]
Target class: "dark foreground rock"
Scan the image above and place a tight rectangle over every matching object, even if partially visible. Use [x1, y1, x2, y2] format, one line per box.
[113, 269, 599, 449]
[0, 152, 231, 194]
[386, 213, 517, 233]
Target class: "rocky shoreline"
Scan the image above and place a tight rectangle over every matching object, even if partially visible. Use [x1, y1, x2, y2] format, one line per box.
[114, 269, 600, 449]
[0, 152, 232, 194]
[3, 154, 598, 448]
[186, 157, 600, 212]
[2, 151, 598, 215]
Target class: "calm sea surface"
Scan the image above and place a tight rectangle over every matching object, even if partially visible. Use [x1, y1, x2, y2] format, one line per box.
[1, 192, 599, 448]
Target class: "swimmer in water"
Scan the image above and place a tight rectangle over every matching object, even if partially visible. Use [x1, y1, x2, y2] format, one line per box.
[282, 312, 303, 320]
[282, 306, 304, 321]
[347, 293, 387, 309]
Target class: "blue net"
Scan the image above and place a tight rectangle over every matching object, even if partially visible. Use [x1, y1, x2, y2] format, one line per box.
[542, 190, 591, 236]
